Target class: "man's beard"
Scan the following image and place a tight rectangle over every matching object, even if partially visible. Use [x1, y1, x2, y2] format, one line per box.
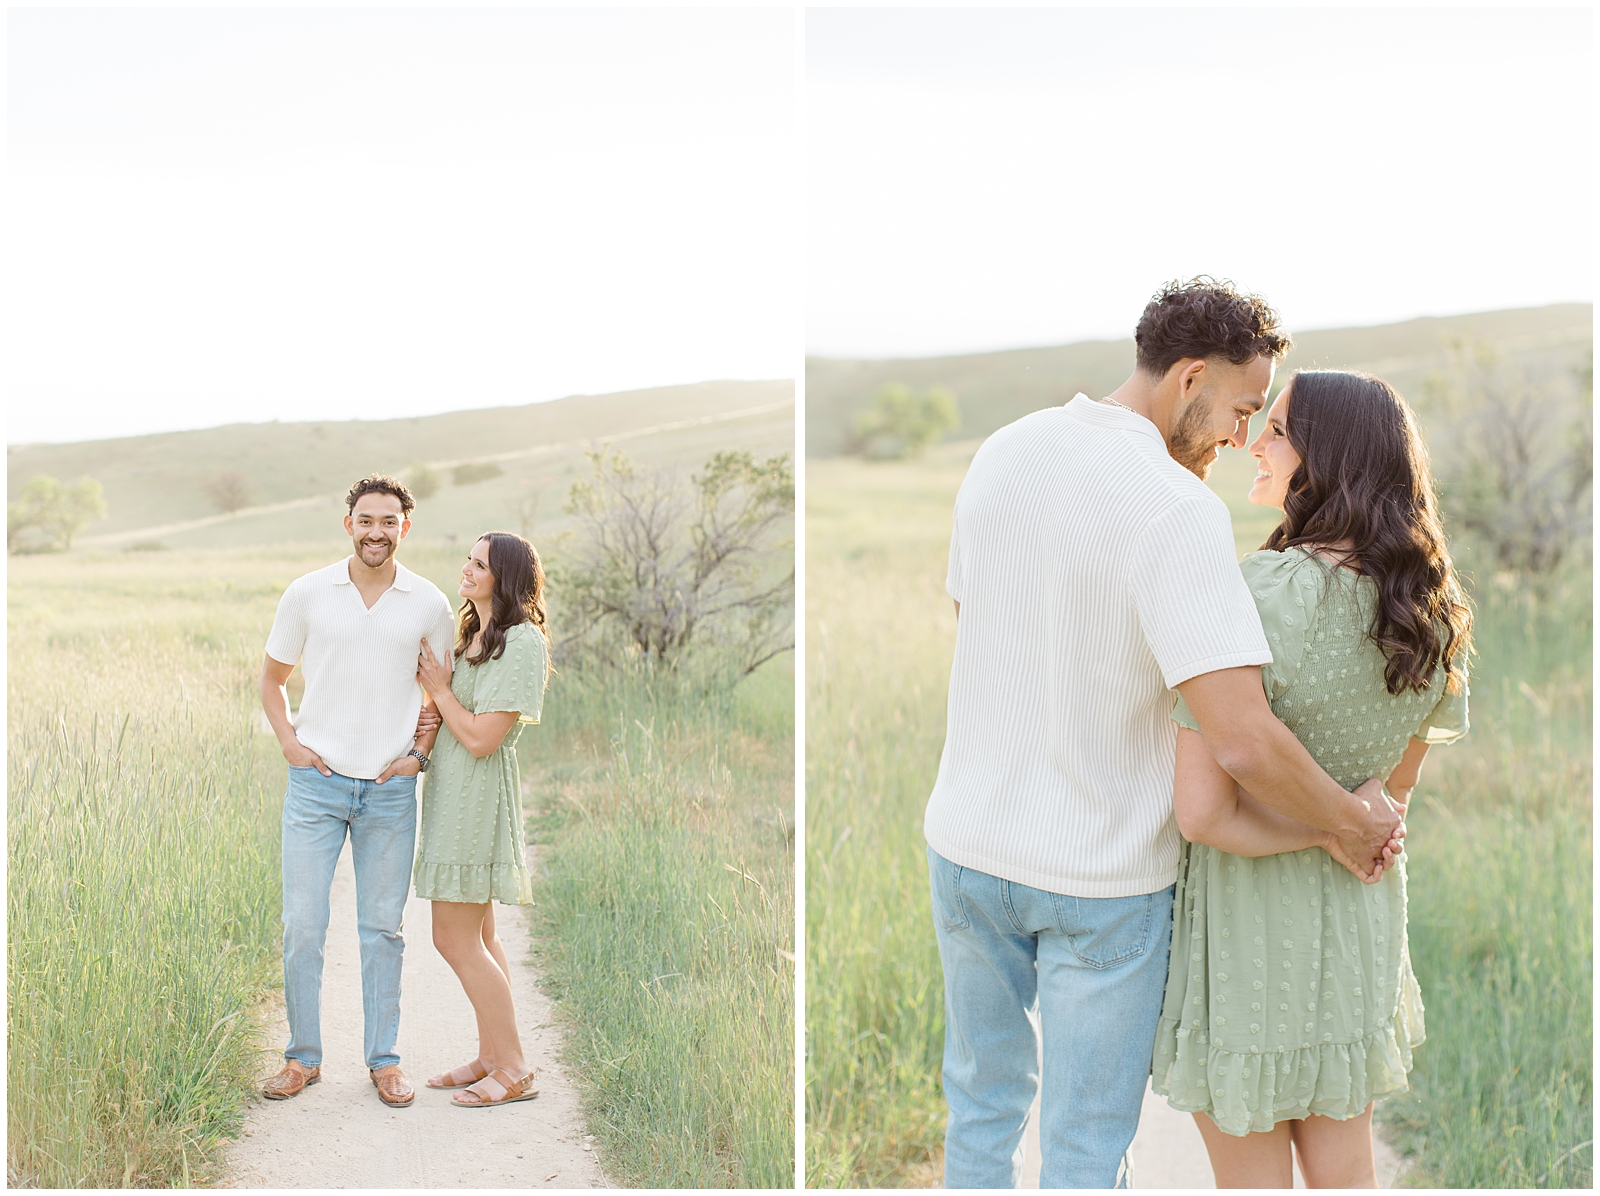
[1168, 394, 1220, 479]
[358, 538, 396, 565]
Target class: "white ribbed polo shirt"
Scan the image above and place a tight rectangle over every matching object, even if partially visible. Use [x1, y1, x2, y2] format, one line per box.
[265, 557, 457, 780]
[923, 396, 1273, 898]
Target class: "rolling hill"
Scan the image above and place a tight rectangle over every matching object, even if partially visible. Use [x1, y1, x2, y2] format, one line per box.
[8, 380, 794, 551]
[806, 304, 1592, 456]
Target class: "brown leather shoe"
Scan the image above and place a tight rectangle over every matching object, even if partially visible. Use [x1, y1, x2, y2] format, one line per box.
[370, 1064, 414, 1107]
[262, 1060, 320, 1100]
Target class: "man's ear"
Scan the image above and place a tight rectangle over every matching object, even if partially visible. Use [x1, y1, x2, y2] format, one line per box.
[399, 517, 412, 540]
[343, 514, 354, 538]
[1176, 357, 1208, 399]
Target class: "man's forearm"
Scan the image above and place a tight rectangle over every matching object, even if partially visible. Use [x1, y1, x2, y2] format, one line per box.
[260, 675, 300, 749]
[1213, 717, 1367, 838]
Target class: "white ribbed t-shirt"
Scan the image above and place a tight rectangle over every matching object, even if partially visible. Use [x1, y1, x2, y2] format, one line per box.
[923, 396, 1273, 898]
[265, 557, 458, 781]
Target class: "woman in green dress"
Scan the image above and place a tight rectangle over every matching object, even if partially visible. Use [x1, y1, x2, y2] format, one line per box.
[412, 531, 551, 1109]
[1151, 371, 1473, 1186]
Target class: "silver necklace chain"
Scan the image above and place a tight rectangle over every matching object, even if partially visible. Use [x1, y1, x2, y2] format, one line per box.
[1099, 396, 1137, 414]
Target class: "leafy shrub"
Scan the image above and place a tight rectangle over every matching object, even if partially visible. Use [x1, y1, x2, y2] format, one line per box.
[1423, 343, 1592, 574]
[452, 461, 504, 486]
[556, 448, 794, 678]
[852, 384, 960, 459]
[404, 461, 441, 500]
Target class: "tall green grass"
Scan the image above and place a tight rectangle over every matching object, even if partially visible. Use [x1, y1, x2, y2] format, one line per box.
[8, 544, 798, 1189]
[805, 452, 966, 1188]
[1377, 564, 1592, 1188]
[527, 655, 796, 1187]
[804, 445, 1592, 1189]
[7, 553, 287, 1188]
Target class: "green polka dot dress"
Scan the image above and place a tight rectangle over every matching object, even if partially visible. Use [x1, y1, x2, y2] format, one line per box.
[414, 622, 548, 906]
[1152, 548, 1468, 1135]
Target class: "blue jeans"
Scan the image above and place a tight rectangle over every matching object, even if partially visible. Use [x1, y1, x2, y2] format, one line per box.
[928, 846, 1174, 1189]
[281, 766, 417, 1071]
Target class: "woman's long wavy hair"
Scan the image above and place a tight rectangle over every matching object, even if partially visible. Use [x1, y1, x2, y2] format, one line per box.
[455, 531, 551, 670]
[1264, 370, 1472, 695]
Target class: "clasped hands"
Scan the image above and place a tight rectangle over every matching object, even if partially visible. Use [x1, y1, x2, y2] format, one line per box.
[1323, 777, 1406, 885]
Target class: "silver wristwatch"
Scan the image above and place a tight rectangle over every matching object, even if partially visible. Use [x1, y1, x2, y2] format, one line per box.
[408, 748, 430, 773]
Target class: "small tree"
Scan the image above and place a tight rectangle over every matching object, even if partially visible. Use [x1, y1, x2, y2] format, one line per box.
[559, 448, 794, 676]
[8, 474, 107, 552]
[405, 462, 441, 501]
[852, 383, 960, 459]
[205, 471, 252, 515]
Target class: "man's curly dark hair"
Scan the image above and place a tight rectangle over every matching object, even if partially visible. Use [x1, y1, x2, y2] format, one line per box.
[1134, 276, 1292, 378]
[345, 473, 416, 517]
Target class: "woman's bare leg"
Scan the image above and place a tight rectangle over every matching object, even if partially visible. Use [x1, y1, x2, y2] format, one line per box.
[1193, 1112, 1296, 1188]
[430, 900, 527, 1087]
[481, 901, 513, 984]
[1290, 1104, 1377, 1188]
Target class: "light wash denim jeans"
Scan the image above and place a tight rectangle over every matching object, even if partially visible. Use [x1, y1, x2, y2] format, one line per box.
[281, 766, 417, 1071]
[928, 846, 1174, 1189]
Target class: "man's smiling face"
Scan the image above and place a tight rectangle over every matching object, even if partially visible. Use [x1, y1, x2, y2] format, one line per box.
[1167, 355, 1275, 479]
[344, 493, 409, 568]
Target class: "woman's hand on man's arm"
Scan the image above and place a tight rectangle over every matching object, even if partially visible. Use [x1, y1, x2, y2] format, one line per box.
[414, 701, 442, 742]
[415, 642, 520, 759]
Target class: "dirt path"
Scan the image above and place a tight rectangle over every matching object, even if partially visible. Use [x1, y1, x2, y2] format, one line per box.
[223, 841, 605, 1189]
[1019, 1083, 1407, 1188]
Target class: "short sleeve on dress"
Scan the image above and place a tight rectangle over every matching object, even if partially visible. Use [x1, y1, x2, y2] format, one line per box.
[472, 624, 549, 724]
[1415, 654, 1470, 744]
[1170, 692, 1201, 733]
[1239, 549, 1326, 705]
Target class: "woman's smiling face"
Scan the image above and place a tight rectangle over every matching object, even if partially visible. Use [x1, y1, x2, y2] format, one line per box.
[459, 537, 495, 602]
[1248, 385, 1301, 509]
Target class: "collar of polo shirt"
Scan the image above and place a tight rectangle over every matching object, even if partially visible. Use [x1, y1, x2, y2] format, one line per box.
[333, 559, 415, 592]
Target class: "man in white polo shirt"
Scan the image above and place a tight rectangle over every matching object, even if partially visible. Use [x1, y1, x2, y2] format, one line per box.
[259, 474, 457, 1108]
[924, 279, 1405, 1187]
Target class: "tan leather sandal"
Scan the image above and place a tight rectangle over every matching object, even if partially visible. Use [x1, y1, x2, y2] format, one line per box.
[451, 1067, 538, 1109]
[263, 1060, 320, 1100]
[370, 1064, 415, 1107]
[427, 1059, 490, 1089]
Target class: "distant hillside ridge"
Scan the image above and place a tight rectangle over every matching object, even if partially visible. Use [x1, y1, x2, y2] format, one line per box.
[8, 379, 793, 541]
[806, 304, 1592, 457]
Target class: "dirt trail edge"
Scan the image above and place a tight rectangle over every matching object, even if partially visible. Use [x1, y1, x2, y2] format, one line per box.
[224, 840, 605, 1189]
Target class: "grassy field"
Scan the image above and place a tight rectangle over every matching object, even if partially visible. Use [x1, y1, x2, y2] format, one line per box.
[8, 550, 308, 1187]
[526, 653, 796, 1187]
[9, 507, 795, 1185]
[803, 439, 1592, 1188]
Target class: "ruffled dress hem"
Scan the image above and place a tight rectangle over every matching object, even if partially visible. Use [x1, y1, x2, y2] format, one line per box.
[413, 860, 533, 906]
[1151, 966, 1426, 1137]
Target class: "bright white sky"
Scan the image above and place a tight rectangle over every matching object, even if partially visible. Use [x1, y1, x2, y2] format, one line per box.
[808, 6, 1594, 358]
[7, 8, 796, 444]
